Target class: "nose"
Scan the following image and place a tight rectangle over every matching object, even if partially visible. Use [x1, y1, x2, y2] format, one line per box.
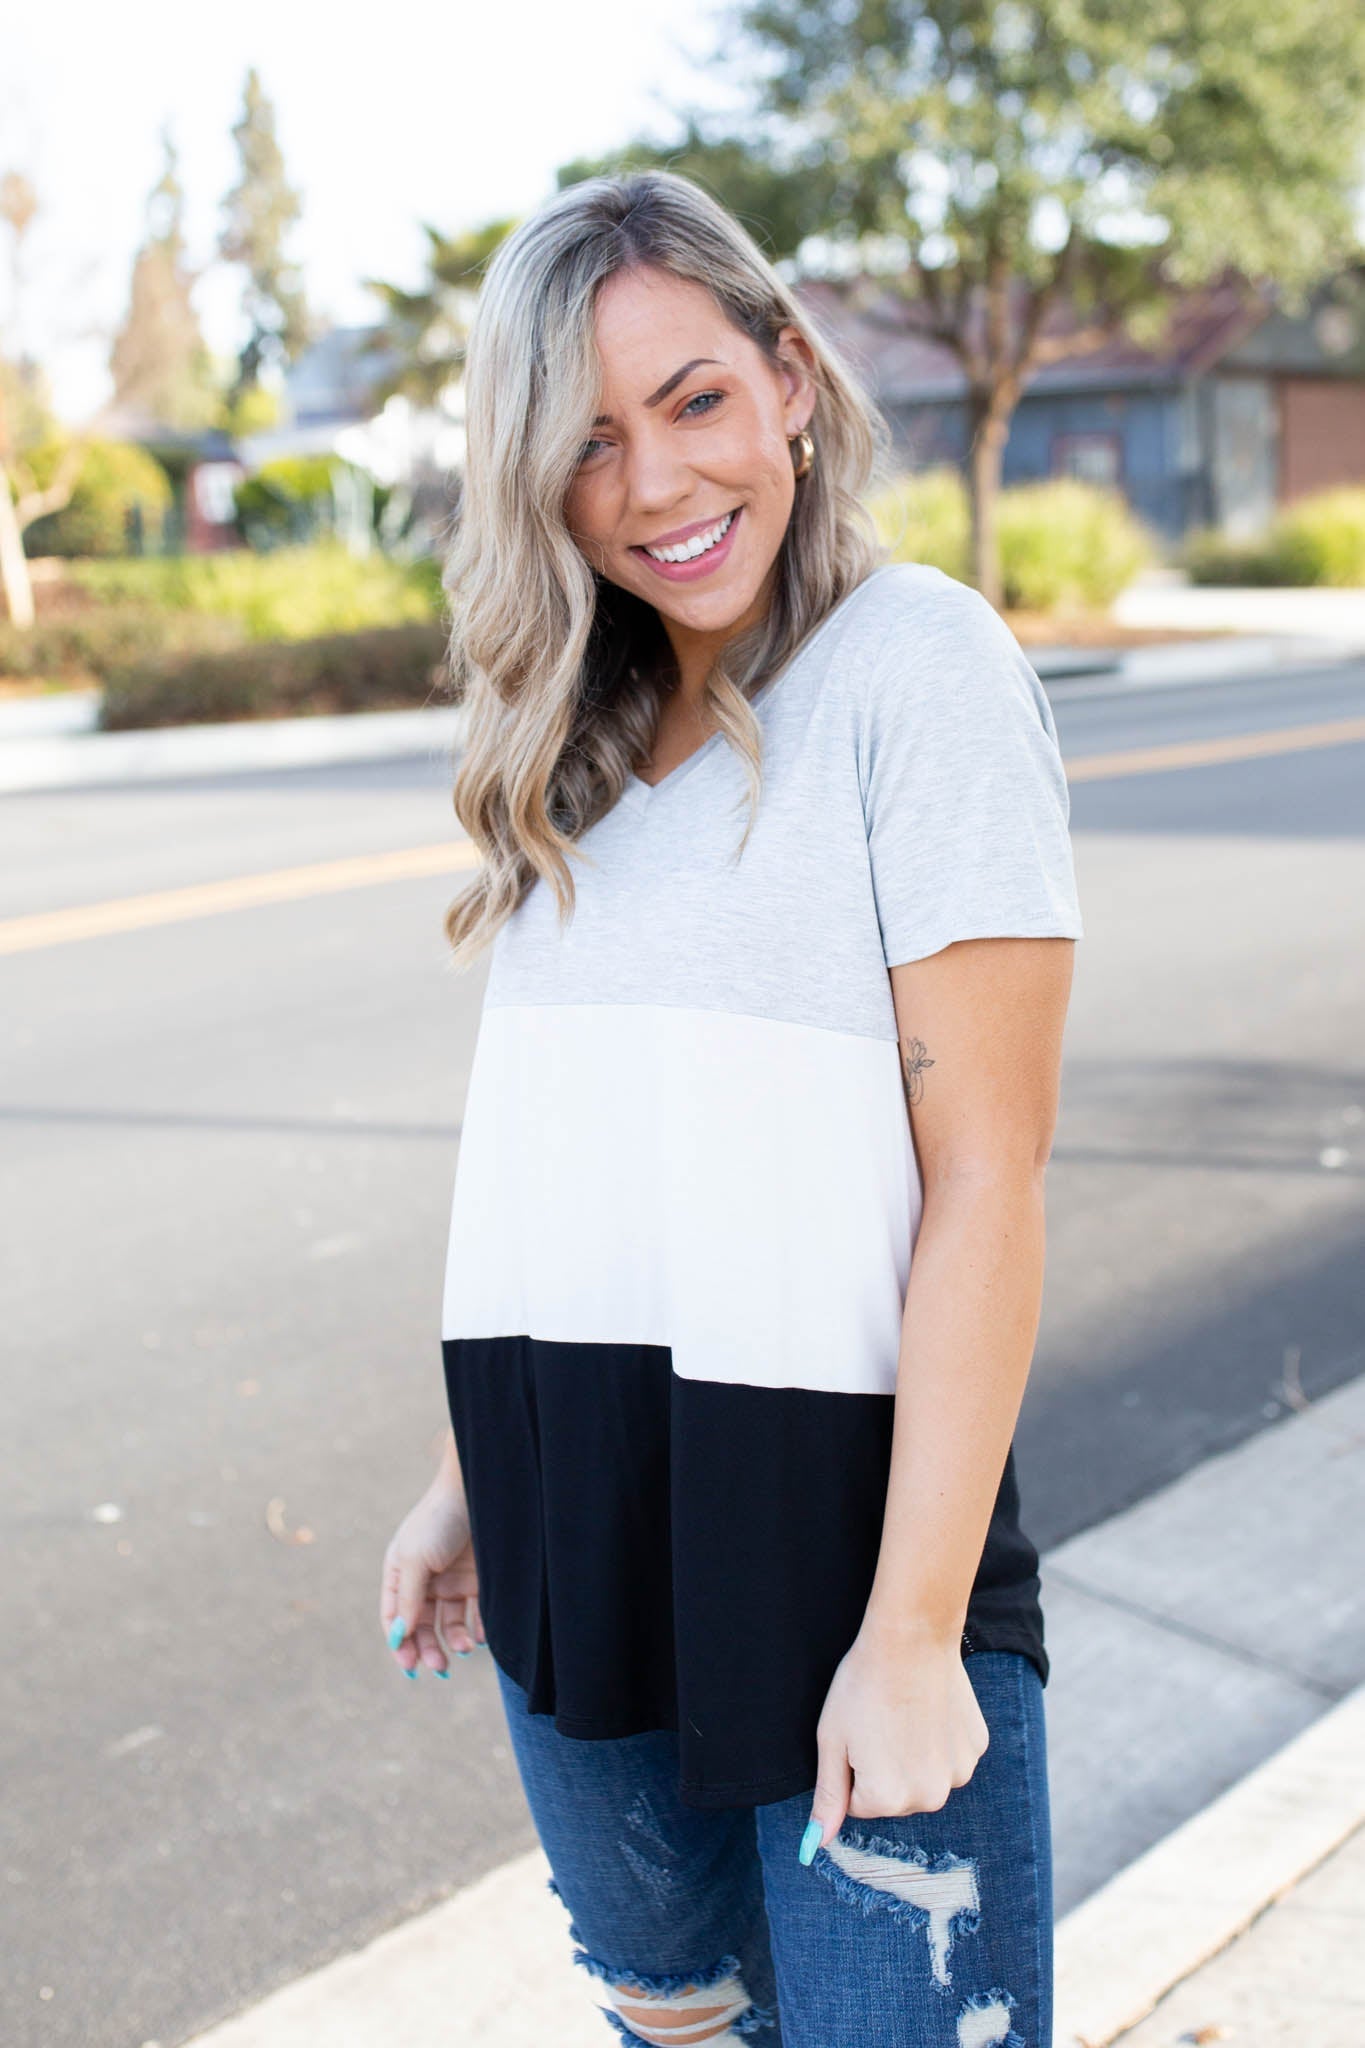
[623, 420, 696, 518]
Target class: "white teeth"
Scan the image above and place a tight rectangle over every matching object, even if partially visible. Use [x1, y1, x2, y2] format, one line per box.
[644, 509, 735, 563]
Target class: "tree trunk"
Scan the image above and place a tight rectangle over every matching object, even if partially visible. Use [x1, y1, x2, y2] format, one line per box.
[967, 390, 1014, 611]
[0, 468, 35, 630]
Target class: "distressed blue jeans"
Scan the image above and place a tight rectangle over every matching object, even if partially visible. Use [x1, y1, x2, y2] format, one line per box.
[493, 1648, 1052, 2047]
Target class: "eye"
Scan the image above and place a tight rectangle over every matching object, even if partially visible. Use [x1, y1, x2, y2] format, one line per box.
[682, 390, 724, 419]
[577, 437, 606, 464]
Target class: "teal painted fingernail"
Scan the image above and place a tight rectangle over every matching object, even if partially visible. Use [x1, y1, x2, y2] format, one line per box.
[434, 1667, 450, 1679]
[388, 1617, 407, 1650]
[404, 1666, 418, 1680]
[798, 1820, 822, 1866]
[456, 1648, 472, 1658]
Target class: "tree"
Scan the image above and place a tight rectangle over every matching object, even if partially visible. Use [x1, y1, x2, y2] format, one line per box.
[581, 1, 1365, 605]
[0, 170, 121, 625]
[361, 217, 514, 408]
[109, 126, 219, 432]
[217, 67, 313, 419]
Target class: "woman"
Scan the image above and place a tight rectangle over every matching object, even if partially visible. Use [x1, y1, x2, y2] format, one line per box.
[381, 169, 1081, 2048]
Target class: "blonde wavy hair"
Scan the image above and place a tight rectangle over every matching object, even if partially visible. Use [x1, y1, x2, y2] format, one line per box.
[442, 167, 894, 967]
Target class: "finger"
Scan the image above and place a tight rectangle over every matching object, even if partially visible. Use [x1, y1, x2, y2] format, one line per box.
[466, 1592, 486, 1648]
[436, 1594, 476, 1658]
[412, 1620, 450, 1677]
[799, 1738, 851, 1863]
[380, 1555, 417, 1673]
[385, 1549, 432, 1669]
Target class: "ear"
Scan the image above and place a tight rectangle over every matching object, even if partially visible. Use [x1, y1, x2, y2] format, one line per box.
[774, 322, 819, 437]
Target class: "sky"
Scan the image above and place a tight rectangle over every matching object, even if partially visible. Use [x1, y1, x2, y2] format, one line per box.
[2, 0, 745, 422]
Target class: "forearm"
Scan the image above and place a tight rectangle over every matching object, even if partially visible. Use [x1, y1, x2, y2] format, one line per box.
[862, 1169, 1047, 1646]
[434, 1422, 467, 1495]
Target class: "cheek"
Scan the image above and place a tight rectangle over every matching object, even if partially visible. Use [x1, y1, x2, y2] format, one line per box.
[563, 476, 611, 555]
[748, 428, 796, 514]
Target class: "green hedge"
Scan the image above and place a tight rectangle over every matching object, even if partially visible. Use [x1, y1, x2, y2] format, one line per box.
[1181, 530, 1290, 585]
[1185, 487, 1365, 587]
[69, 537, 442, 641]
[99, 621, 452, 730]
[0, 606, 245, 682]
[868, 469, 1152, 609]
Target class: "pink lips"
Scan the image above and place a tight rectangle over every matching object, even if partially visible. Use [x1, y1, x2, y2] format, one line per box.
[630, 506, 742, 583]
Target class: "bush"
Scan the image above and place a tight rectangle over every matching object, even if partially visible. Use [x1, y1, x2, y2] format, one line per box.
[1185, 488, 1365, 587]
[868, 470, 1151, 609]
[234, 454, 342, 540]
[867, 467, 971, 583]
[68, 537, 443, 641]
[233, 454, 402, 548]
[1182, 529, 1291, 585]
[19, 438, 174, 558]
[1274, 488, 1365, 586]
[994, 479, 1153, 610]
[0, 606, 244, 682]
[99, 621, 452, 730]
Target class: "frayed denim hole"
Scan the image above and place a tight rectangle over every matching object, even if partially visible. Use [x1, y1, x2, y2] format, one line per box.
[598, 2014, 767, 2048]
[956, 1984, 1026, 2048]
[585, 1955, 770, 2048]
[812, 1832, 982, 1993]
[570, 1947, 745, 1996]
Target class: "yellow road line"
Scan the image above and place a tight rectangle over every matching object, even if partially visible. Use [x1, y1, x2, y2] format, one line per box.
[0, 840, 482, 956]
[3, 712, 1363, 956]
[1065, 712, 1365, 781]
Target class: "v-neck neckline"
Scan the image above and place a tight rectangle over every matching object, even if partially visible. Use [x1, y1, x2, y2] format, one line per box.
[621, 678, 774, 813]
[619, 565, 896, 817]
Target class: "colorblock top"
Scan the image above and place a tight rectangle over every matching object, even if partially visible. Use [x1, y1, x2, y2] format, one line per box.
[440, 560, 1084, 1807]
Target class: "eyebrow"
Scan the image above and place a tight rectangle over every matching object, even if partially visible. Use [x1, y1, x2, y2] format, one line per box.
[592, 358, 723, 428]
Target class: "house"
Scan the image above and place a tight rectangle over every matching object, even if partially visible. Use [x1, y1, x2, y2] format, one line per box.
[235, 325, 464, 550]
[97, 404, 244, 552]
[795, 269, 1365, 541]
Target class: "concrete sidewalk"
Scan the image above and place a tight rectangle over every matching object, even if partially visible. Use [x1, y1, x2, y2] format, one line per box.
[177, 1373, 1365, 2048]
[1057, 1681, 1365, 2048]
[1109, 1818, 1365, 2048]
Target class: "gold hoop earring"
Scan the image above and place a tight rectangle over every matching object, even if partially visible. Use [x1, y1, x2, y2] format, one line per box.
[790, 429, 815, 480]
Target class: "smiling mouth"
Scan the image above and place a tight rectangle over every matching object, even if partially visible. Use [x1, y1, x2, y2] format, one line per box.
[632, 506, 741, 566]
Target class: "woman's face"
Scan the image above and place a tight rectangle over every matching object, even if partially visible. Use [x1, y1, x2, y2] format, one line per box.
[562, 264, 818, 651]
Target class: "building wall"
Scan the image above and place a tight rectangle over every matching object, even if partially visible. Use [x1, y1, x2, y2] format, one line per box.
[1003, 389, 1188, 539]
[886, 389, 1192, 541]
[1278, 378, 1365, 501]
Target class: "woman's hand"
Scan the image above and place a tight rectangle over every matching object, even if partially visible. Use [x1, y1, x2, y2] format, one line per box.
[380, 1470, 485, 1679]
[800, 1619, 989, 1859]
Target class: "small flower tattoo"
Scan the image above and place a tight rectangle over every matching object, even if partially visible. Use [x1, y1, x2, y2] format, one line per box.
[900, 1036, 935, 1106]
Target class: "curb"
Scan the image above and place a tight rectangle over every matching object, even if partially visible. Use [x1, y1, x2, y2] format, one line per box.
[1052, 1677, 1365, 2047]
[0, 701, 467, 794]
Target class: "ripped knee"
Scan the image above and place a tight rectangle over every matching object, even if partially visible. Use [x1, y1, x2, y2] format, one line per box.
[568, 1944, 772, 2045]
[603, 1966, 760, 2044]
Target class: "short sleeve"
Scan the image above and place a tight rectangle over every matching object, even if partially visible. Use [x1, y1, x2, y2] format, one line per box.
[857, 569, 1084, 969]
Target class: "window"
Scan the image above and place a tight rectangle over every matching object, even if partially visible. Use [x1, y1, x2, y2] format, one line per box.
[1051, 432, 1122, 487]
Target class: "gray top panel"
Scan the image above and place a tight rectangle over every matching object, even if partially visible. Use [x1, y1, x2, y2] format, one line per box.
[484, 561, 1084, 1043]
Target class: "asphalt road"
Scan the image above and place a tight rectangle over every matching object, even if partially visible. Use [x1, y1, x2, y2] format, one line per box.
[3, 654, 1363, 2048]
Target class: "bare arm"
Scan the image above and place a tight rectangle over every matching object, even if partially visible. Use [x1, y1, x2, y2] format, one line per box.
[802, 932, 1076, 1847]
[864, 933, 1075, 1650]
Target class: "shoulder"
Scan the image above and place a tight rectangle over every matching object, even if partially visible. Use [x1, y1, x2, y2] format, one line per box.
[857, 561, 1026, 670]
[846, 562, 1044, 726]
